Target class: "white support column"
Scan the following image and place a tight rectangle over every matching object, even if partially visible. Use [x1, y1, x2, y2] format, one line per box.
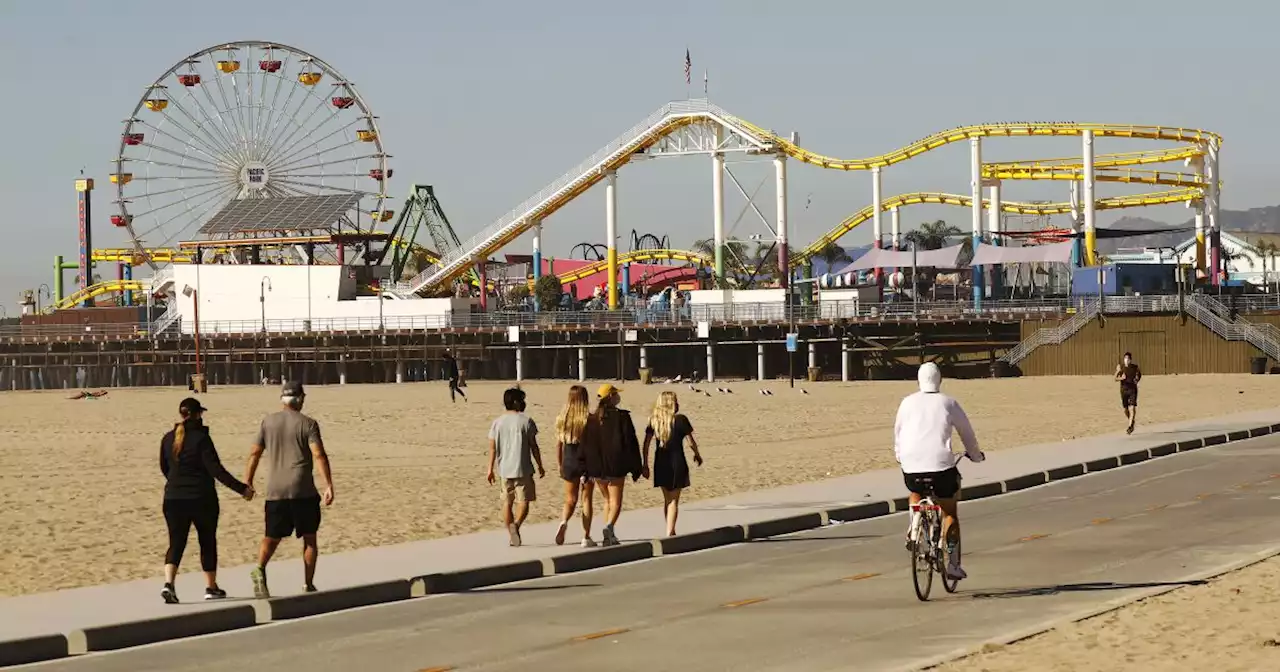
[515, 347, 524, 382]
[757, 343, 766, 381]
[807, 341, 816, 369]
[872, 167, 883, 248]
[395, 360, 405, 384]
[1083, 130, 1097, 266]
[706, 343, 716, 383]
[841, 339, 850, 382]
[970, 137, 984, 306]
[713, 127, 726, 281]
[578, 347, 586, 382]
[1206, 139, 1221, 284]
[531, 220, 542, 310]
[605, 170, 618, 310]
[639, 345, 648, 370]
[1194, 202, 1206, 277]
[890, 206, 901, 248]
[987, 181, 1002, 297]
[774, 155, 789, 289]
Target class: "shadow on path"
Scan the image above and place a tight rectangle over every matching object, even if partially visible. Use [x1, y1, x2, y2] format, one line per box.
[965, 580, 1207, 600]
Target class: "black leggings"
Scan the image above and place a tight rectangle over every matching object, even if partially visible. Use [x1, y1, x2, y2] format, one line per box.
[163, 498, 220, 571]
[449, 378, 465, 401]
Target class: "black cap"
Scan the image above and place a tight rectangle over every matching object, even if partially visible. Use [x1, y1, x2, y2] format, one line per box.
[281, 380, 305, 396]
[179, 397, 208, 414]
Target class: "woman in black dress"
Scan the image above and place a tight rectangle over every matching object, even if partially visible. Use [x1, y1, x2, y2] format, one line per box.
[642, 391, 703, 537]
[553, 385, 597, 547]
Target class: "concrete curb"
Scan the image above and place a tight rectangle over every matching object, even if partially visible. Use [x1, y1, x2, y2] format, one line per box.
[6, 423, 1273, 666]
[264, 579, 412, 621]
[70, 605, 258, 653]
[0, 634, 68, 667]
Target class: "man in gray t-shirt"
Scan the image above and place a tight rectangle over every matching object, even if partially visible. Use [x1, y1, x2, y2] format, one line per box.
[245, 381, 334, 597]
[486, 387, 544, 547]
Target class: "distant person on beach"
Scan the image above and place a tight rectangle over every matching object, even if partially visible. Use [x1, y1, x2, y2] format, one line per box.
[554, 385, 597, 547]
[443, 352, 466, 403]
[486, 387, 545, 547]
[159, 397, 253, 604]
[245, 381, 334, 598]
[642, 391, 703, 537]
[584, 384, 643, 546]
[1115, 352, 1142, 435]
[894, 362, 983, 581]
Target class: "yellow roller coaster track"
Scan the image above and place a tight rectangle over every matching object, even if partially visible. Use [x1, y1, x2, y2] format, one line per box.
[554, 249, 714, 284]
[48, 280, 147, 312]
[94, 237, 431, 266]
[795, 187, 1202, 263]
[984, 166, 1206, 187]
[985, 146, 1204, 171]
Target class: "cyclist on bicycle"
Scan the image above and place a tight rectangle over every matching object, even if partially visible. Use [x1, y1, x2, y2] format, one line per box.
[894, 362, 984, 580]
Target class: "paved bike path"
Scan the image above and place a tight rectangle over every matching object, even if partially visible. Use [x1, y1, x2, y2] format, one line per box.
[2, 408, 1279, 665]
[21, 419, 1280, 671]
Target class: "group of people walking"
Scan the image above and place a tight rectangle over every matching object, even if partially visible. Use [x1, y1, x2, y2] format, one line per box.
[157, 381, 334, 603]
[486, 383, 703, 548]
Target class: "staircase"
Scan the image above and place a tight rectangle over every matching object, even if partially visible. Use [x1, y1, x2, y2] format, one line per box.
[1000, 298, 1100, 365]
[1185, 294, 1280, 361]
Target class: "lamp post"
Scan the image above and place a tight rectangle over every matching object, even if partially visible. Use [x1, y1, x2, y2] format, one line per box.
[378, 289, 386, 331]
[181, 285, 202, 379]
[259, 276, 272, 333]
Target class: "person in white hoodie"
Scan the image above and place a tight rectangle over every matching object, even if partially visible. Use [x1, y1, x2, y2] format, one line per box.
[894, 362, 984, 580]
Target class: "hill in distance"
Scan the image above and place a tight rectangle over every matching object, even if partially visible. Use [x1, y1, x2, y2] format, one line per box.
[1096, 204, 1280, 253]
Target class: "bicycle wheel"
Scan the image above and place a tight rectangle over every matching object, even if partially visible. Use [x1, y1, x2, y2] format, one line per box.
[911, 512, 934, 601]
[941, 527, 960, 594]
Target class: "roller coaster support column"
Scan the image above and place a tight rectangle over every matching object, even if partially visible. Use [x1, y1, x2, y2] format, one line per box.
[774, 155, 789, 290]
[621, 264, 631, 298]
[606, 170, 619, 309]
[53, 255, 65, 303]
[1083, 130, 1097, 266]
[532, 220, 542, 310]
[1069, 182, 1083, 267]
[987, 181, 1002, 299]
[1194, 203, 1206, 279]
[872, 167, 883, 300]
[890, 206, 901, 249]
[713, 127, 726, 281]
[477, 261, 487, 311]
[1206, 139, 1221, 285]
[970, 138, 984, 308]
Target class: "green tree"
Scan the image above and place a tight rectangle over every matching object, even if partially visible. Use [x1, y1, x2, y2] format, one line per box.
[903, 219, 962, 250]
[816, 241, 852, 270]
[534, 274, 563, 310]
[505, 282, 530, 305]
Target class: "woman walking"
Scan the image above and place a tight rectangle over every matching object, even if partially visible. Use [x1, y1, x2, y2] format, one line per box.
[642, 391, 703, 537]
[159, 397, 253, 603]
[584, 384, 642, 546]
[553, 385, 597, 547]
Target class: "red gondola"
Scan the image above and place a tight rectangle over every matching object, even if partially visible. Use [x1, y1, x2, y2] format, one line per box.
[259, 60, 282, 73]
[368, 168, 394, 180]
[123, 133, 144, 146]
[178, 74, 201, 86]
[331, 96, 355, 110]
[110, 215, 131, 227]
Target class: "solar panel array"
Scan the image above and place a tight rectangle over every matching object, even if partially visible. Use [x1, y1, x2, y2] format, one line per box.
[198, 193, 363, 235]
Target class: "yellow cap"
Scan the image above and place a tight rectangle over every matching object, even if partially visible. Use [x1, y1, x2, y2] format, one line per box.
[597, 383, 621, 398]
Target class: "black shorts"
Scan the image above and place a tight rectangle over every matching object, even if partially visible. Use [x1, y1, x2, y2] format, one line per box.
[1121, 384, 1138, 408]
[903, 467, 962, 499]
[264, 496, 322, 539]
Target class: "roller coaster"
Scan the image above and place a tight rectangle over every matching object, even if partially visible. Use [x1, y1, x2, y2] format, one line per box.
[391, 100, 1220, 301]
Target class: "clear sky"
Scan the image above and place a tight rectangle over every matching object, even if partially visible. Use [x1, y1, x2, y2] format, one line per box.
[0, 0, 1272, 295]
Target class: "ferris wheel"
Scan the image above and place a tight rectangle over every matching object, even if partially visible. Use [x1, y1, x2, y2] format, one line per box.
[111, 41, 390, 269]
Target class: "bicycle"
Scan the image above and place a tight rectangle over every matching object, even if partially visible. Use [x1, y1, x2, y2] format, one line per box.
[906, 455, 966, 602]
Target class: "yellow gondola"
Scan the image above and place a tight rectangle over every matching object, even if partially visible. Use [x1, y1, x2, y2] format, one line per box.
[357, 130, 378, 142]
[144, 98, 168, 112]
[298, 71, 323, 86]
[373, 210, 394, 222]
[109, 173, 133, 185]
[216, 60, 240, 73]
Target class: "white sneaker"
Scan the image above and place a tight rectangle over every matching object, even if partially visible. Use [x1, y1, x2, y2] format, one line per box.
[946, 564, 968, 580]
[581, 537, 597, 548]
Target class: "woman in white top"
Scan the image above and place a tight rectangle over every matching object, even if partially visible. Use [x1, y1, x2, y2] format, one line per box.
[894, 362, 984, 580]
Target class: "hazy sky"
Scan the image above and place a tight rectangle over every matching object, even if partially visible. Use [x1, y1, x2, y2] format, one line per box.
[0, 0, 1272, 294]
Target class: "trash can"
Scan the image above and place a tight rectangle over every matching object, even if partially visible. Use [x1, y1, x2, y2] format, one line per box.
[1251, 356, 1268, 375]
[639, 368, 652, 385]
[807, 366, 821, 383]
[189, 373, 208, 393]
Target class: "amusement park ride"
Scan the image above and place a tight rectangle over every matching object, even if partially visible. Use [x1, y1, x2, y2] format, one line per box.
[36, 40, 1225, 327]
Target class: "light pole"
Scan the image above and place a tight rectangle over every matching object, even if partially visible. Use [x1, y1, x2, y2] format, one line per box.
[181, 285, 202, 381]
[259, 277, 272, 333]
[378, 290, 386, 331]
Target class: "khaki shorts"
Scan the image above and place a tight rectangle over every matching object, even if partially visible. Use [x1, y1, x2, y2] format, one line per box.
[502, 475, 536, 503]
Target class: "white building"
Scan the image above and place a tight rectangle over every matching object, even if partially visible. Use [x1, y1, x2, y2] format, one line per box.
[1108, 230, 1280, 288]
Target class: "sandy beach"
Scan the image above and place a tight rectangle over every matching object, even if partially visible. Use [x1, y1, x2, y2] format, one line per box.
[938, 551, 1280, 672]
[0, 374, 1276, 598]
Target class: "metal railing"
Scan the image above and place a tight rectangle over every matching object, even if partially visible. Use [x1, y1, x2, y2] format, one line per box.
[1000, 298, 1100, 365]
[1186, 294, 1280, 361]
[396, 100, 754, 296]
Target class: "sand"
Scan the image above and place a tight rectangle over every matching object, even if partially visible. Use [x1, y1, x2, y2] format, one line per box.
[1, 374, 1276, 599]
[937, 552, 1280, 672]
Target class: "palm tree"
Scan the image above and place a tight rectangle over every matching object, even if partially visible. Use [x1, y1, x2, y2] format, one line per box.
[904, 220, 962, 250]
[692, 238, 749, 273]
[815, 241, 852, 272]
[1252, 240, 1280, 291]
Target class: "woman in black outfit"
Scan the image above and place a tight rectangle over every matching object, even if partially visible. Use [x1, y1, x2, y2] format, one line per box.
[159, 397, 253, 603]
[584, 384, 642, 546]
[642, 391, 703, 537]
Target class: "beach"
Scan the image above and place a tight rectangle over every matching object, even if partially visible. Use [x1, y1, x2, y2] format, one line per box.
[1, 374, 1276, 597]
[939, 552, 1280, 672]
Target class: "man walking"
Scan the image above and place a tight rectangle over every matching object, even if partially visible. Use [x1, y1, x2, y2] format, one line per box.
[486, 387, 545, 547]
[245, 381, 334, 597]
[1115, 351, 1142, 434]
[443, 351, 466, 403]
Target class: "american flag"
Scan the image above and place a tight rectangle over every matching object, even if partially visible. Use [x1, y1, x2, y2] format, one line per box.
[684, 49, 691, 85]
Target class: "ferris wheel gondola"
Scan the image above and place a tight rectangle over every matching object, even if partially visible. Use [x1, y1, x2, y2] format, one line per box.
[113, 41, 390, 270]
